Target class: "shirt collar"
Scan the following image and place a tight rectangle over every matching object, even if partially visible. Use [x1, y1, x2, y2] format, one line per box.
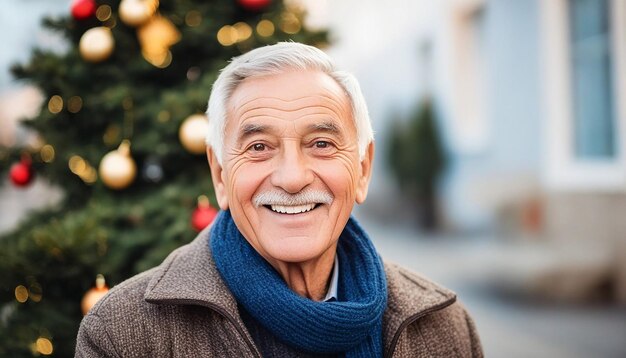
[323, 254, 339, 302]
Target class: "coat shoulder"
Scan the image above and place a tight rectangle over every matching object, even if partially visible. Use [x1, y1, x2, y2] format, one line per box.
[400, 299, 483, 357]
[75, 245, 188, 357]
[382, 261, 483, 357]
[383, 261, 456, 299]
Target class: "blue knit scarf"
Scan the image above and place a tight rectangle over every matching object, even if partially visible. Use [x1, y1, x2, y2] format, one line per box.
[210, 210, 387, 357]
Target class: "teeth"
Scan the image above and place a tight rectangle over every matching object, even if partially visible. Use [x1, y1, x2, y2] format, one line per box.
[270, 204, 316, 214]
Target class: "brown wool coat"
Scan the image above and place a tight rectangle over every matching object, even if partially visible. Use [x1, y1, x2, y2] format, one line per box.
[75, 229, 483, 358]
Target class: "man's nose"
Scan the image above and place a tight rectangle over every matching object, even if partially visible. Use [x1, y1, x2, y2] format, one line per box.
[270, 144, 314, 194]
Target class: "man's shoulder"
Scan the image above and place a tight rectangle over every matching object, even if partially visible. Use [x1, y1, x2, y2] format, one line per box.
[74, 236, 252, 357]
[86, 239, 194, 317]
[75, 266, 161, 357]
[382, 260, 462, 330]
[89, 267, 157, 315]
[381, 261, 483, 357]
[75, 240, 210, 357]
[383, 261, 456, 302]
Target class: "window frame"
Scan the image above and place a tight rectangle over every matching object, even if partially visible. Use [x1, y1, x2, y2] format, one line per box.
[541, 0, 626, 191]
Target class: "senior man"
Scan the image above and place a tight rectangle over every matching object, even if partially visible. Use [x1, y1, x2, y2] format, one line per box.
[76, 42, 482, 357]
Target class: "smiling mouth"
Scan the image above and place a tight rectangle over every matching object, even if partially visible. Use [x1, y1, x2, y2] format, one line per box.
[264, 204, 321, 214]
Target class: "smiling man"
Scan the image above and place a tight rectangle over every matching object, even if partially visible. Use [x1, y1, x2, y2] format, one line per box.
[76, 42, 483, 357]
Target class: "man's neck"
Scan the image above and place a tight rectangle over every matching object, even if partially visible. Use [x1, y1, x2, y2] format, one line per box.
[268, 245, 337, 301]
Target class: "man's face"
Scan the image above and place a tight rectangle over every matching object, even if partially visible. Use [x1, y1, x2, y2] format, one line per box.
[207, 70, 374, 266]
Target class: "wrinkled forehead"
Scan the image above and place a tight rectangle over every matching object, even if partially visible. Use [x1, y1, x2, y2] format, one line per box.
[225, 70, 353, 127]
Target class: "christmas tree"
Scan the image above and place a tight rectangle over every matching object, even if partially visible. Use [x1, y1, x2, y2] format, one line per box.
[0, 0, 327, 356]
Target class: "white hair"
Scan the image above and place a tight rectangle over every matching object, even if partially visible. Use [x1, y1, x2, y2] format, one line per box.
[205, 42, 374, 164]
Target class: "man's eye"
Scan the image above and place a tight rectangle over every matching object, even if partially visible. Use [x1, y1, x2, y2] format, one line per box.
[315, 141, 331, 149]
[251, 143, 266, 151]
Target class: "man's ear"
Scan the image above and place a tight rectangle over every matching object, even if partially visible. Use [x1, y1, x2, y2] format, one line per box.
[206, 147, 229, 210]
[355, 141, 374, 204]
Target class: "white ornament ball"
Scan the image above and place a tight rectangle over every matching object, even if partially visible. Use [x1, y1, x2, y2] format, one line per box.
[79, 27, 115, 63]
[179, 114, 209, 154]
[99, 144, 137, 189]
[119, 0, 154, 27]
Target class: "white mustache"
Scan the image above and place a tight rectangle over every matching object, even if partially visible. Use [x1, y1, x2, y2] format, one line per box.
[253, 189, 334, 207]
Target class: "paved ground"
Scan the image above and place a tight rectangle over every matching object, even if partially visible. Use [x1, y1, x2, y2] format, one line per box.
[358, 214, 626, 358]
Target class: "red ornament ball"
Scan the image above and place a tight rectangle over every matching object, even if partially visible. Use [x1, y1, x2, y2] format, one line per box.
[71, 0, 97, 20]
[9, 161, 34, 187]
[192, 203, 218, 232]
[237, 0, 272, 12]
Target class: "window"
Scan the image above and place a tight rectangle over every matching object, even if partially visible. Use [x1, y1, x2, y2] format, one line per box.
[542, 0, 626, 190]
[569, 0, 616, 159]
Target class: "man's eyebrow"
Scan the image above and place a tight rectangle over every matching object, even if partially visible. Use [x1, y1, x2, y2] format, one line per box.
[237, 123, 272, 145]
[307, 121, 343, 137]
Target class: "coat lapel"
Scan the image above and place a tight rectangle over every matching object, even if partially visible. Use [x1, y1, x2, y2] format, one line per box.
[382, 262, 457, 357]
[143, 226, 239, 316]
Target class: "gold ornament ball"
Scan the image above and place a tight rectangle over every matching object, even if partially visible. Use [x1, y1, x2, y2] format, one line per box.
[81, 275, 109, 315]
[119, 0, 155, 27]
[99, 142, 137, 189]
[179, 114, 209, 154]
[79, 27, 115, 63]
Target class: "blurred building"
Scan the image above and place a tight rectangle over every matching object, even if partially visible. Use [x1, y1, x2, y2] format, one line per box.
[407, 0, 626, 301]
[420, 0, 626, 244]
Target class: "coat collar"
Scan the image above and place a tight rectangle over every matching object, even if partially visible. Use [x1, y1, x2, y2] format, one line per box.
[144, 226, 457, 354]
[381, 262, 457, 356]
[144, 226, 237, 311]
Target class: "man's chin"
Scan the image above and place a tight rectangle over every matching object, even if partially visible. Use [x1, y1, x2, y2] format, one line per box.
[257, 234, 331, 264]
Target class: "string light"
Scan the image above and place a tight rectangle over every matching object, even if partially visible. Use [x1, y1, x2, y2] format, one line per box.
[217, 22, 254, 47]
[217, 25, 238, 46]
[96, 5, 112, 21]
[35, 337, 53, 355]
[29, 283, 43, 303]
[234, 22, 253, 42]
[41, 145, 55, 163]
[186, 67, 201, 81]
[48, 95, 63, 114]
[15, 285, 28, 303]
[69, 155, 87, 175]
[280, 12, 301, 34]
[256, 20, 275, 37]
[185, 10, 202, 27]
[68, 96, 83, 113]
[69, 155, 98, 184]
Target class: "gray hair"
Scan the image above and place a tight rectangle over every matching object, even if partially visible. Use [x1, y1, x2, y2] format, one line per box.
[205, 42, 373, 164]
